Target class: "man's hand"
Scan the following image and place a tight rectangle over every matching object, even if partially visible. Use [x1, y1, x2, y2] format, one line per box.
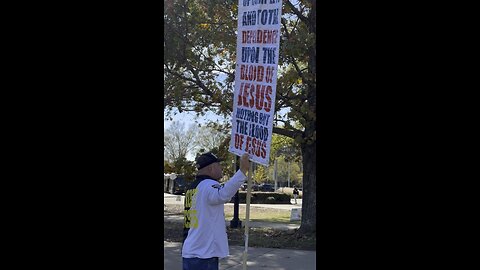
[240, 153, 250, 174]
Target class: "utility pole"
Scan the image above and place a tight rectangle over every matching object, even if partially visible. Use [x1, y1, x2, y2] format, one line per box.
[287, 161, 291, 188]
[230, 155, 242, 228]
[274, 159, 278, 191]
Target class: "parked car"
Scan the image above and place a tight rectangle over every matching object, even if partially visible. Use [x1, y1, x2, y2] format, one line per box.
[258, 183, 275, 192]
[240, 183, 259, 191]
[164, 174, 188, 195]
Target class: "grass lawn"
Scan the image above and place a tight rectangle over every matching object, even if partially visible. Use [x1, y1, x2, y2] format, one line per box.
[164, 203, 313, 250]
[223, 205, 300, 223]
[164, 220, 315, 250]
[226, 226, 315, 250]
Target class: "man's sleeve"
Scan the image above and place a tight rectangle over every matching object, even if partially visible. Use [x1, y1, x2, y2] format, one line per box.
[206, 170, 247, 205]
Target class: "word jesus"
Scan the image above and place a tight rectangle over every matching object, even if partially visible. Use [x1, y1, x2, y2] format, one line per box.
[237, 82, 273, 112]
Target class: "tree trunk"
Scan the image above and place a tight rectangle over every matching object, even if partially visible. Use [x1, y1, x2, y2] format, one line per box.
[298, 138, 316, 235]
[297, 0, 316, 236]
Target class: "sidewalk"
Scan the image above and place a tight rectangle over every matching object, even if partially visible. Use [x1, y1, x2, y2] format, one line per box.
[164, 241, 316, 270]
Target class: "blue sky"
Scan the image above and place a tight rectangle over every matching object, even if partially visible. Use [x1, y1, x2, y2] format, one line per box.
[164, 108, 229, 130]
[164, 107, 291, 131]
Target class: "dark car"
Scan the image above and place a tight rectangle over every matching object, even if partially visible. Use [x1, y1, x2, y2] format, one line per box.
[170, 175, 188, 195]
[258, 183, 275, 192]
[240, 183, 259, 191]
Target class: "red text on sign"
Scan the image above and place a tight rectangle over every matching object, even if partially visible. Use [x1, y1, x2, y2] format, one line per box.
[234, 133, 245, 150]
[240, 64, 264, 82]
[245, 136, 267, 158]
[237, 83, 272, 112]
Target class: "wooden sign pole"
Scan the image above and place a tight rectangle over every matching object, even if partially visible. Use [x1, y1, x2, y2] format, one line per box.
[242, 162, 253, 270]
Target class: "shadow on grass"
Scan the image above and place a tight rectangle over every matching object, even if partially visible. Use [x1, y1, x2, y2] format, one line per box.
[164, 219, 314, 251]
[249, 218, 301, 224]
[224, 215, 300, 224]
[227, 227, 316, 250]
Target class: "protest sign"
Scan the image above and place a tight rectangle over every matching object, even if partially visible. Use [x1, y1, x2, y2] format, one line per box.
[229, 0, 282, 166]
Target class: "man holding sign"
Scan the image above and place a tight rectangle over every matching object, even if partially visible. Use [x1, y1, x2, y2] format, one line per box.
[182, 152, 250, 270]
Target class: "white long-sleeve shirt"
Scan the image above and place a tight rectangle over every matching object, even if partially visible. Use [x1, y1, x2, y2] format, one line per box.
[182, 169, 247, 259]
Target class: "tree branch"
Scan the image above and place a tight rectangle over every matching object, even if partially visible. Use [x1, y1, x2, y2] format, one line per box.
[185, 61, 214, 97]
[285, 0, 309, 24]
[165, 64, 198, 85]
[206, 68, 234, 76]
[273, 126, 302, 139]
[281, 20, 308, 85]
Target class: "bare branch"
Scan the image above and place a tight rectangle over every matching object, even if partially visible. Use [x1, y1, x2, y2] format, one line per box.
[281, 20, 308, 85]
[273, 126, 302, 139]
[285, 0, 309, 24]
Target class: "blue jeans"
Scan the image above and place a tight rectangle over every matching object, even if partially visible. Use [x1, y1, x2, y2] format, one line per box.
[183, 257, 219, 270]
